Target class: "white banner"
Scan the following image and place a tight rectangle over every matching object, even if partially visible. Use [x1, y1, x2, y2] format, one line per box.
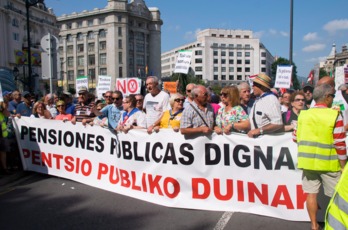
[274, 65, 293, 89]
[174, 50, 193, 74]
[97, 75, 111, 99]
[13, 117, 309, 221]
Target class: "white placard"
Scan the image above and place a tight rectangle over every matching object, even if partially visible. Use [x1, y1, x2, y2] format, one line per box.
[274, 65, 293, 89]
[174, 50, 193, 74]
[76, 76, 88, 95]
[96, 75, 111, 99]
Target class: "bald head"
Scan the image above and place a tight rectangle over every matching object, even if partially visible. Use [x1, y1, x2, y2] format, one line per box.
[317, 76, 335, 88]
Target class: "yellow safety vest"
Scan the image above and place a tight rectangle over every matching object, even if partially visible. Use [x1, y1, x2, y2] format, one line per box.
[0, 112, 8, 138]
[325, 165, 348, 230]
[297, 108, 340, 171]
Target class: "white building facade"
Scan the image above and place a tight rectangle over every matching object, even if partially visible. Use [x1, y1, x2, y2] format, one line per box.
[57, 0, 162, 92]
[0, 0, 58, 92]
[161, 29, 274, 86]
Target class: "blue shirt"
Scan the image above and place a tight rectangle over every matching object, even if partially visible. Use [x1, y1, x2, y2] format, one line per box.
[8, 100, 22, 114]
[16, 103, 33, 117]
[100, 104, 123, 129]
[65, 103, 75, 115]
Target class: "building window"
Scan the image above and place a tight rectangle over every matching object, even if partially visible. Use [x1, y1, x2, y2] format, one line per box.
[195, 50, 203, 55]
[119, 67, 123, 78]
[245, 44, 251, 49]
[212, 34, 216, 37]
[245, 52, 250, 57]
[261, 60, 266, 65]
[213, 67, 218, 72]
[118, 15, 122, 22]
[136, 43, 144, 52]
[221, 51, 226, 56]
[261, 68, 267, 72]
[221, 67, 226, 72]
[221, 59, 226, 64]
[229, 59, 234, 64]
[195, 66, 203, 71]
[77, 33, 83, 41]
[229, 51, 234, 56]
[119, 52, 122, 64]
[237, 67, 242, 72]
[261, 52, 266, 57]
[67, 34, 72, 42]
[214, 75, 218, 80]
[214, 59, 218, 64]
[87, 31, 94, 40]
[100, 41, 106, 50]
[88, 55, 95, 65]
[67, 57, 74, 67]
[78, 56, 84, 66]
[245, 67, 250, 72]
[67, 70, 74, 81]
[245, 59, 250, 64]
[100, 68, 107, 75]
[237, 44, 242, 48]
[99, 53, 107, 65]
[213, 50, 218, 56]
[99, 17, 105, 24]
[89, 69, 95, 79]
[13, 33, 19, 41]
[77, 21, 82, 28]
[88, 20, 93, 26]
[78, 69, 84, 76]
[67, 23, 72, 29]
[229, 67, 234, 72]
[221, 75, 226, 80]
[237, 52, 242, 57]
[88, 43, 95, 52]
[118, 39, 122, 49]
[195, 58, 203, 64]
[77, 44, 84, 53]
[229, 75, 234, 80]
[99, 29, 106, 38]
[12, 18, 19, 27]
[67, 45, 73, 54]
[237, 75, 242, 80]
[118, 27, 122, 36]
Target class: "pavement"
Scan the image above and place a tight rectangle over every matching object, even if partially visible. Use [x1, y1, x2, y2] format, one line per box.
[0, 170, 30, 190]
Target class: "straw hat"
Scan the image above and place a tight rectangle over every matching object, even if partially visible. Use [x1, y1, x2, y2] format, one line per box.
[253, 73, 272, 89]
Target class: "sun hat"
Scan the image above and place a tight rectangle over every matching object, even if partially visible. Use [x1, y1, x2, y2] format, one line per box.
[253, 73, 272, 89]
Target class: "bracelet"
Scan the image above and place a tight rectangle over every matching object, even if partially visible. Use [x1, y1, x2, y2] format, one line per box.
[260, 127, 264, 135]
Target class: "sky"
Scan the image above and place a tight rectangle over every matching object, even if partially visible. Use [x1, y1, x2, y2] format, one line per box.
[45, 0, 348, 78]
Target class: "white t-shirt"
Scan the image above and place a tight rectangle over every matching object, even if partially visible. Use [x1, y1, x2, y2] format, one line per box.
[118, 110, 146, 128]
[143, 91, 171, 127]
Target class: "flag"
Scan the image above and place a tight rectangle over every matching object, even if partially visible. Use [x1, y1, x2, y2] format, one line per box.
[307, 70, 314, 83]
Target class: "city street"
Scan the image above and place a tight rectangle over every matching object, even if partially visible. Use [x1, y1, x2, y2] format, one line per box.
[0, 172, 320, 230]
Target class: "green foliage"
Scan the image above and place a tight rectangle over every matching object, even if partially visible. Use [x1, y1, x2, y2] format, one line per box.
[319, 68, 329, 79]
[271, 57, 300, 90]
[170, 70, 205, 94]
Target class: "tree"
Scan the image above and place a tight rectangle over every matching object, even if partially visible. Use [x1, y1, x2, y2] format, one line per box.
[319, 68, 329, 79]
[170, 68, 205, 94]
[271, 57, 300, 90]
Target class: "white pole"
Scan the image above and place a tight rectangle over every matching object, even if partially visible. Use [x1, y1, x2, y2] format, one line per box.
[48, 33, 53, 94]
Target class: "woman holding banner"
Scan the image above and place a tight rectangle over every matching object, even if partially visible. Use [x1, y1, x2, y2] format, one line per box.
[153, 93, 185, 132]
[116, 95, 146, 133]
[214, 85, 250, 134]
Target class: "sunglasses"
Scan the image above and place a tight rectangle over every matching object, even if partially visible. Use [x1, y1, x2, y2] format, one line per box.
[219, 92, 228, 97]
[186, 89, 191, 93]
[328, 94, 335, 98]
[174, 98, 185, 103]
[136, 99, 143, 102]
[113, 97, 121, 101]
[57, 105, 65, 107]
[104, 95, 112, 98]
[294, 98, 305, 102]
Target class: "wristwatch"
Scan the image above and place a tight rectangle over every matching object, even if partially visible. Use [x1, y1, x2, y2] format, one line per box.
[259, 127, 264, 135]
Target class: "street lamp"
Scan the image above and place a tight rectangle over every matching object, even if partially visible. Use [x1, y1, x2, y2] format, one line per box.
[25, 0, 39, 93]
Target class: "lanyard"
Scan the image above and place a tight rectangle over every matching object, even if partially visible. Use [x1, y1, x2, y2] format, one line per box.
[122, 108, 139, 125]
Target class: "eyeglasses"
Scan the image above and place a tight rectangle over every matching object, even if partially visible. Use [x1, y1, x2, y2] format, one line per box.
[113, 97, 121, 101]
[328, 94, 335, 98]
[304, 89, 313, 93]
[294, 98, 305, 102]
[104, 95, 112, 98]
[174, 98, 185, 103]
[219, 92, 228, 97]
[136, 99, 143, 102]
[186, 90, 191, 93]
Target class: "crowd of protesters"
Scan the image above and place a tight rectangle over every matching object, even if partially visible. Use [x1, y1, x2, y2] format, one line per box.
[1, 74, 348, 229]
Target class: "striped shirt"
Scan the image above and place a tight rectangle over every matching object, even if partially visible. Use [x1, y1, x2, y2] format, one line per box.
[293, 104, 347, 160]
[249, 93, 283, 129]
[74, 101, 96, 122]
